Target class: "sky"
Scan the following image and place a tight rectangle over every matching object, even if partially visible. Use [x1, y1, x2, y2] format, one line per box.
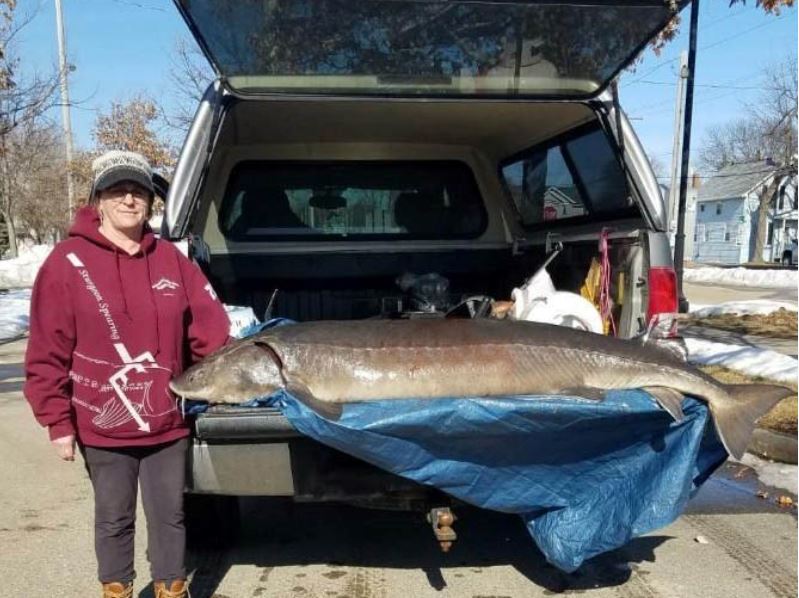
[16, 0, 798, 176]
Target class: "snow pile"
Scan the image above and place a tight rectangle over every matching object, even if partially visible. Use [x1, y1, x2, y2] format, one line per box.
[0, 244, 52, 289]
[737, 454, 798, 495]
[684, 266, 797, 289]
[685, 337, 797, 384]
[225, 305, 259, 338]
[0, 288, 31, 341]
[690, 300, 798, 317]
[0, 290, 257, 343]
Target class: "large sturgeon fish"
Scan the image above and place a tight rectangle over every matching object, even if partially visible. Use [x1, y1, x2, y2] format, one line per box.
[170, 319, 793, 459]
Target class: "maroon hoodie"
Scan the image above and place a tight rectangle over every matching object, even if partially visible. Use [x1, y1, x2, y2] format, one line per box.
[24, 206, 230, 447]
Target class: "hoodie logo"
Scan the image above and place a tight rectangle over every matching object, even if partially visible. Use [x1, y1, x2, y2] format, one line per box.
[152, 278, 180, 291]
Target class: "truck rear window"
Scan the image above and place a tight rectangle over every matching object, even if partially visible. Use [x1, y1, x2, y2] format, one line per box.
[501, 124, 634, 228]
[219, 161, 487, 241]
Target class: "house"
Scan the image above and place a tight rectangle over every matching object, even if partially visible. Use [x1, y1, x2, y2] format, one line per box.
[662, 171, 701, 260]
[692, 160, 797, 265]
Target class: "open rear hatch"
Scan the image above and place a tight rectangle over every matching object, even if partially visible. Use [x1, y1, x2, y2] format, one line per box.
[173, 0, 685, 99]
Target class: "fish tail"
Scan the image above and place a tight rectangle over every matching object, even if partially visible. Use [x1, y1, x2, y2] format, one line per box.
[711, 383, 794, 460]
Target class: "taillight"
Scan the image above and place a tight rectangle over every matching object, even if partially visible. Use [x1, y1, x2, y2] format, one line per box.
[647, 266, 678, 325]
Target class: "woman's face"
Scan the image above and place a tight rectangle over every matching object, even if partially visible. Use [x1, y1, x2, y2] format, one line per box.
[97, 182, 151, 234]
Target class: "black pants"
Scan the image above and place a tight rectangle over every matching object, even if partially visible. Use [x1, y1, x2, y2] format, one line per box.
[81, 438, 188, 585]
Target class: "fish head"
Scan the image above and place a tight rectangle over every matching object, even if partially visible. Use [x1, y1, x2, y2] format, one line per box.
[170, 339, 283, 403]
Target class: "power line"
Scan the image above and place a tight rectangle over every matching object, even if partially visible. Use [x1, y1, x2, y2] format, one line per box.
[627, 67, 768, 118]
[632, 88, 741, 118]
[654, 166, 791, 181]
[634, 79, 783, 91]
[108, 0, 166, 12]
[625, 14, 787, 86]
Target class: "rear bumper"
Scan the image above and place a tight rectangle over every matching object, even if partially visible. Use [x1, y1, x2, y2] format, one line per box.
[193, 405, 299, 441]
[188, 408, 435, 505]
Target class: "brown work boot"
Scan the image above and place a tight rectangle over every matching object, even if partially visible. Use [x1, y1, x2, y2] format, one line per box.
[154, 579, 189, 598]
[101, 581, 133, 598]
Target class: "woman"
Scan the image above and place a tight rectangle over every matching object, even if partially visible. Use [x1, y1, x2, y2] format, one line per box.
[24, 150, 230, 598]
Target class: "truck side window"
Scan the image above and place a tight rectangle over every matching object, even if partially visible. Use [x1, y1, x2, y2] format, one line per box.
[501, 124, 632, 228]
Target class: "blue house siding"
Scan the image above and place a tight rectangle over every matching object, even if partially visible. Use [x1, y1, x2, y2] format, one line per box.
[693, 198, 748, 264]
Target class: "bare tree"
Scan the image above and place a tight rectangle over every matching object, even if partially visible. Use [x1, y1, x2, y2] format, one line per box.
[698, 119, 772, 172]
[0, 1, 60, 256]
[165, 37, 214, 133]
[753, 58, 797, 165]
[699, 57, 797, 171]
[8, 118, 69, 243]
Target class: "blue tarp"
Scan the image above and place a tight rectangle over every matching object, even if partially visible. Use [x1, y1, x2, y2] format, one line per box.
[262, 388, 727, 572]
[191, 320, 728, 572]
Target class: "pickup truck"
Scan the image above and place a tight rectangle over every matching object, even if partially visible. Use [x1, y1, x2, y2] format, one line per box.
[165, 0, 684, 537]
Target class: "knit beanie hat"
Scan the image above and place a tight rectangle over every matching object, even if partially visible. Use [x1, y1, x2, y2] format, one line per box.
[91, 150, 154, 197]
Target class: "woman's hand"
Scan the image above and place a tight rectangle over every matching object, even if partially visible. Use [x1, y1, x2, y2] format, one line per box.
[52, 435, 76, 461]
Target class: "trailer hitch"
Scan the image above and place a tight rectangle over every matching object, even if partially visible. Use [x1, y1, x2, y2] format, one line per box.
[427, 506, 457, 552]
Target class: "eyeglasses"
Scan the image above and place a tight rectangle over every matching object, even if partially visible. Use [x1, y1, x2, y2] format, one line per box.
[100, 186, 151, 204]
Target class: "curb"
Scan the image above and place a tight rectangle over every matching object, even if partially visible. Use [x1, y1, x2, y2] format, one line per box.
[748, 428, 797, 464]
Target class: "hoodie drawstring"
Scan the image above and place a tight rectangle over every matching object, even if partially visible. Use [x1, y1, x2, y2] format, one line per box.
[114, 249, 130, 319]
[144, 251, 161, 359]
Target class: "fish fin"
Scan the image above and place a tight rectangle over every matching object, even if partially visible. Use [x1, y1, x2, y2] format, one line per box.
[286, 382, 344, 421]
[639, 337, 689, 363]
[558, 387, 606, 402]
[712, 384, 794, 460]
[642, 386, 685, 421]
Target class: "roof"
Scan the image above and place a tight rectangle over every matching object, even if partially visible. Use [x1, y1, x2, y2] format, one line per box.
[697, 160, 781, 202]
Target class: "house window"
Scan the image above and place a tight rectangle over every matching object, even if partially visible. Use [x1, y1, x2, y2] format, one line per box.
[716, 202, 722, 215]
[700, 204, 705, 212]
[724, 230, 731, 242]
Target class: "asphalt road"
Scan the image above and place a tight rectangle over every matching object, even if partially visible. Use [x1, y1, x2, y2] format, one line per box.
[682, 282, 798, 358]
[683, 282, 797, 306]
[1, 337, 796, 598]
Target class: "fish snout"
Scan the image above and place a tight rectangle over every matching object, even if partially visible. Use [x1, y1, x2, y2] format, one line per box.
[170, 367, 209, 399]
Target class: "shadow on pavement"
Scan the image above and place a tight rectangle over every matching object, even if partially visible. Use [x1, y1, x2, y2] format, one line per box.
[162, 498, 671, 598]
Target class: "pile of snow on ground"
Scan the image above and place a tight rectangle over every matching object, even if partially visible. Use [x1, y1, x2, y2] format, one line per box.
[684, 266, 797, 289]
[690, 299, 798, 317]
[685, 337, 797, 384]
[0, 289, 31, 341]
[0, 244, 52, 289]
[737, 454, 797, 495]
[225, 305, 258, 338]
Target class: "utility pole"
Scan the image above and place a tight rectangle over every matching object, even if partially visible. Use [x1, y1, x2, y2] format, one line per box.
[673, 0, 700, 314]
[667, 51, 688, 242]
[54, 0, 75, 219]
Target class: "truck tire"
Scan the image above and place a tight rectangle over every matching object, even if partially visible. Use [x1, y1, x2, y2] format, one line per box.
[184, 493, 240, 548]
